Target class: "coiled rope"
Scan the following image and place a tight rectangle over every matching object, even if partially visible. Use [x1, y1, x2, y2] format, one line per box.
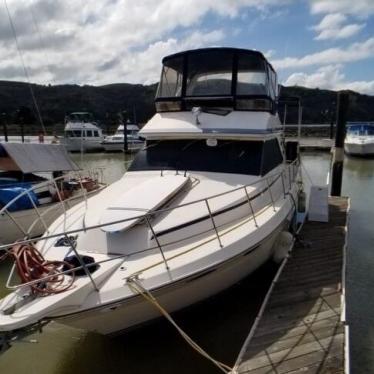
[127, 278, 233, 374]
[1, 243, 75, 295]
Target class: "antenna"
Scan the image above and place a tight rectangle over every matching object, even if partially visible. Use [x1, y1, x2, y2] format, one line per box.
[3, 0, 46, 135]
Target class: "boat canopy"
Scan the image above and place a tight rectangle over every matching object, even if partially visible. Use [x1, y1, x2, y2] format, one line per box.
[347, 122, 374, 136]
[155, 48, 278, 113]
[0, 143, 79, 173]
[66, 112, 95, 123]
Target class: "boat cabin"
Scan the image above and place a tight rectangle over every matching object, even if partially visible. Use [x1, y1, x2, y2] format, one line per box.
[155, 48, 278, 113]
[64, 112, 103, 139]
[347, 122, 374, 136]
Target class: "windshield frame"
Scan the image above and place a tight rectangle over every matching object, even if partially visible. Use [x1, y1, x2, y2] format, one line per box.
[155, 48, 277, 113]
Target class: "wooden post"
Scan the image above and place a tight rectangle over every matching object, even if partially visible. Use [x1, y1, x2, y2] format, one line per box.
[331, 92, 349, 196]
[329, 102, 335, 139]
[20, 120, 25, 143]
[1, 113, 8, 142]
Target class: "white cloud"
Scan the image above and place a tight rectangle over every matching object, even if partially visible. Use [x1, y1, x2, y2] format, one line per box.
[272, 37, 374, 69]
[312, 13, 365, 40]
[310, 0, 374, 17]
[0, 0, 291, 85]
[283, 65, 374, 95]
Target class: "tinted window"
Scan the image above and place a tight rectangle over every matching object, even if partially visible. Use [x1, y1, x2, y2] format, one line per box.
[237, 55, 267, 96]
[261, 138, 283, 175]
[66, 130, 82, 137]
[186, 51, 233, 96]
[93, 130, 99, 137]
[129, 140, 263, 175]
[86, 130, 92, 137]
[157, 56, 184, 97]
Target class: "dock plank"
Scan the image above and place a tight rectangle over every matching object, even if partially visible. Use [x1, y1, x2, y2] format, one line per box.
[235, 197, 348, 374]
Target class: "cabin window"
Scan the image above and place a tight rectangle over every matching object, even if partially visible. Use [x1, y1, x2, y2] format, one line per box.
[186, 50, 233, 96]
[261, 138, 283, 175]
[65, 130, 83, 137]
[93, 130, 99, 137]
[157, 56, 184, 98]
[86, 130, 93, 137]
[129, 139, 264, 175]
[237, 55, 267, 96]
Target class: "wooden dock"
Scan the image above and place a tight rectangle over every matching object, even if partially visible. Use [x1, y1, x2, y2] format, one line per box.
[233, 196, 349, 374]
[287, 137, 333, 151]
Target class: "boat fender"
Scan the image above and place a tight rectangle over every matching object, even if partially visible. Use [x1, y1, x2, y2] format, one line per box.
[62, 255, 99, 276]
[272, 231, 294, 263]
[297, 190, 306, 213]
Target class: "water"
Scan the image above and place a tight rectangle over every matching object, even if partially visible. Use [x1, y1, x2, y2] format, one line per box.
[0, 151, 373, 373]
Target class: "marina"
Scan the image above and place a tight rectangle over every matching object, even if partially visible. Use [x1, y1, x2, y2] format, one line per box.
[0, 1, 373, 372]
[0, 151, 373, 373]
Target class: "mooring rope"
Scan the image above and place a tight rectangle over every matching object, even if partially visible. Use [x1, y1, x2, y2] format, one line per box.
[127, 278, 234, 373]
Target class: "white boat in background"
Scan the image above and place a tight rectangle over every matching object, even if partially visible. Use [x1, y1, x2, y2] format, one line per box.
[0, 48, 302, 341]
[344, 122, 374, 156]
[102, 121, 144, 152]
[0, 143, 106, 244]
[63, 112, 104, 152]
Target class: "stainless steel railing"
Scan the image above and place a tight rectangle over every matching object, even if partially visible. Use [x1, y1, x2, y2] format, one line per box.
[1, 159, 300, 293]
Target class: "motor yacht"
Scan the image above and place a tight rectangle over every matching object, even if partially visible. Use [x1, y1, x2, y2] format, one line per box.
[63, 112, 104, 152]
[102, 121, 144, 152]
[344, 122, 374, 156]
[0, 48, 301, 341]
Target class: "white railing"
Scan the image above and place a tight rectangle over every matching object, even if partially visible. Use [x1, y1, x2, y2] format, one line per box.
[0, 168, 105, 242]
[1, 159, 300, 292]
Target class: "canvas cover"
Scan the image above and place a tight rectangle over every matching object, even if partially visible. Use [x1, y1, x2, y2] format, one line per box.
[0, 143, 79, 172]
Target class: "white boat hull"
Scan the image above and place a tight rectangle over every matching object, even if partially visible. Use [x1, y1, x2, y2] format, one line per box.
[344, 141, 374, 156]
[102, 142, 143, 152]
[55, 218, 288, 335]
[63, 138, 104, 152]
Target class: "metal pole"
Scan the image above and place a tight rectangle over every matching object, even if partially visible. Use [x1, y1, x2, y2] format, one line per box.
[2, 114, 8, 142]
[297, 104, 302, 142]
[20, 120, 25, 143]
[331, 92, 349, 196]
[145, 215, 169, 270]
[123, 111, 128, 153]
[205, 199, 223, 248]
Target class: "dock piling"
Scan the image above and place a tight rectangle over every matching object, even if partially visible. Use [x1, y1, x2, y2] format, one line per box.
[331, 92, 349, 196]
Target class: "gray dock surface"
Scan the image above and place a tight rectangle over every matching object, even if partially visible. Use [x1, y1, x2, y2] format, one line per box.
[234, 196, 348, 374]
[287, 137, 333, 151]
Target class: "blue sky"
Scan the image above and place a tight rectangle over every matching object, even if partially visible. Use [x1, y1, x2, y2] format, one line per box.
[0, 0, 373, 94]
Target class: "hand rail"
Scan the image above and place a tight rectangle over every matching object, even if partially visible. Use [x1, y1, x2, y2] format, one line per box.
[205, 199, 223, 248]
[0, 159, 299, 252]
[3, 161, 300, 289]
[0, 168, 106, 246]
[2, 160, 300, 293]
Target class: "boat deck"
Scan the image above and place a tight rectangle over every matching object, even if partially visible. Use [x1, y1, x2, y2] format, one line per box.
[233, 196, 349, 374]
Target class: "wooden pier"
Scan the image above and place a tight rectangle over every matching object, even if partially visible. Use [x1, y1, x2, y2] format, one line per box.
[287, 137, 333, 151]
[233, 196, 349, 374]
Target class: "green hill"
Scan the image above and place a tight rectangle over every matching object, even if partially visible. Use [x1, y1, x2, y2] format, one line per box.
[0, 80, 373, 134]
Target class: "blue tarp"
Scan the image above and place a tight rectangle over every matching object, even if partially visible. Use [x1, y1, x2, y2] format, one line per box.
[0, 184, 39, 212]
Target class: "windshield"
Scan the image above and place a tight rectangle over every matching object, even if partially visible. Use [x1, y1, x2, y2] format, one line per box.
[186, 50, 233, 96]
[67, 113, 94, 123]
[129, 139, 282, 176]
[348, 125, 374, 136]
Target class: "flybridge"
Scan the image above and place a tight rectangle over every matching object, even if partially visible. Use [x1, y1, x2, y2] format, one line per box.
[154, 48, 278, 114]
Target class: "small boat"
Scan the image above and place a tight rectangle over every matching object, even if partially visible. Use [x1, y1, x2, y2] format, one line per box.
[0, 48, 302, 341]
[0, 143, 106, 244]
[344, 122, 374, 156]
[102, 121, 144, 152]
[62, 112, 104, 152]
